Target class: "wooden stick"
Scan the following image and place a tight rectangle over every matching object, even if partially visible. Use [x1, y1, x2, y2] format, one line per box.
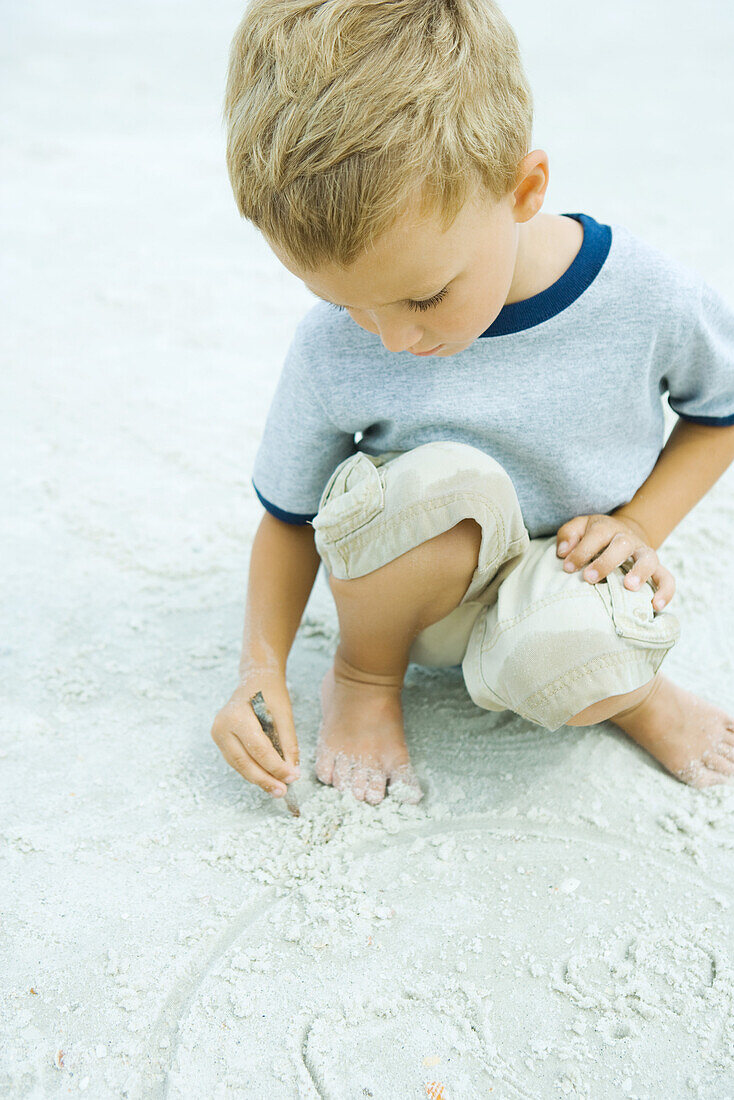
[249, 690, 300, 817]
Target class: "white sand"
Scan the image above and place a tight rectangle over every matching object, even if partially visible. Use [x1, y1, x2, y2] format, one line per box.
[3, 2, 734, 1097]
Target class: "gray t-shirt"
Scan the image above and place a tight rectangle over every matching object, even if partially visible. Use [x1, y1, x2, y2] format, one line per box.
[251, 213, 734, 539]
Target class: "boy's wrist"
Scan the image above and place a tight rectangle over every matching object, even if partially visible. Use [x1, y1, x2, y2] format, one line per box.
[238, 645, 287, 685]
[608, 506, 655, 548]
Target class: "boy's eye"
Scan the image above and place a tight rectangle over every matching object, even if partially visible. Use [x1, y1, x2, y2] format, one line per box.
[408, 287, 449, 312]
[327, 286, 449, 313]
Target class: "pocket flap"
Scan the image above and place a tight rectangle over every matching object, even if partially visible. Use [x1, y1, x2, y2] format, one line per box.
[605, 566, 680, 648]
[311, 452, 385, 540]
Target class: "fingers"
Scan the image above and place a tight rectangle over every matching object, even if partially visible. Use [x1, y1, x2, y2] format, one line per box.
[210, 690, 301, 797]
[647, 565, 675, 610]
[558, 522, 676, 610]
[231, 714, 298, 784]
[556, 516, 588, 558]
[264, 694, 300, 770]
[236, 686, 300, 777]
[578, 540, 654, 584]
[562, 524, 636, 575]
[215, 728, 290, 798]
[621, 556, 675, 612]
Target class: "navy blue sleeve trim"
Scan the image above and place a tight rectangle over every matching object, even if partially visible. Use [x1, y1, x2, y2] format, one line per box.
[252, 481, 316, 525]
[671, 410, 734, 426]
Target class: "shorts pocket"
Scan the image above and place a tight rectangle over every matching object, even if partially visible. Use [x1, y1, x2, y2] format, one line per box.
[312, 452, 385, 542]
[604, 565, 680, 649]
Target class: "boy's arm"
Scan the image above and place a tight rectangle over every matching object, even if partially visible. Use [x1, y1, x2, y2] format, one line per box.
[611, 419, 734, 550]
[557, 418, 734, 609]
[211, 511, 321, 797]
[239, 511, 321, 678]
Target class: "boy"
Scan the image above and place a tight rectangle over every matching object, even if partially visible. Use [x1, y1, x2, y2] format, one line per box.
[211, 0, 734, 805]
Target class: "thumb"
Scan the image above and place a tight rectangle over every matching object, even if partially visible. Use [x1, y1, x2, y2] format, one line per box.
[556, 515, 588, 556]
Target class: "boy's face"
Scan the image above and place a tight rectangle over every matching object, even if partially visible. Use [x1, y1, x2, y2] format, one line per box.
[267, 159, 546, 358]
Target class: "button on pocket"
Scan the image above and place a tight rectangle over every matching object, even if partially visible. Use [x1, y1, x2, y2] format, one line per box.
[605, 567, 680, 649]
[312, 451, 385, 542]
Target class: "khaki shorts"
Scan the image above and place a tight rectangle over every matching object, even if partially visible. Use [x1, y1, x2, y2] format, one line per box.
[310, 442, 680, 731]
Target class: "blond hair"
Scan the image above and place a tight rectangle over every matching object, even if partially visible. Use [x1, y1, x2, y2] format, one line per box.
[224, 0, 533, 270]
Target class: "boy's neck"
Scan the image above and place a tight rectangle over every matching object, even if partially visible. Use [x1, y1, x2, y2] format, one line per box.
[506, 213, 584, 305]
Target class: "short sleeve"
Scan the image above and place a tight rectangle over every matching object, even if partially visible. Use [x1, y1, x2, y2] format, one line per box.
[664, 278, 734, 425]
[251, 333, 356, 524]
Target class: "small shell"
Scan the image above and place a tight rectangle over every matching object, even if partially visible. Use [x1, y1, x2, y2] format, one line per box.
[425, 1084, 446, 1099]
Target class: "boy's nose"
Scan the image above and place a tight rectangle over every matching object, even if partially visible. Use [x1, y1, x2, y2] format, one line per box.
[374, 319, 424, 354]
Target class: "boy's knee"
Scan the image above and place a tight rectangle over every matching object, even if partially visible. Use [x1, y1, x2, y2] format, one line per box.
[312, 443, 528, 589]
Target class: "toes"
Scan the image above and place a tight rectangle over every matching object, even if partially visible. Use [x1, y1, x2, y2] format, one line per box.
[675, 760, 707, 787]
[714, 755, 734, 778]
[332, 752, 355, 791]
[351, 763, 387, 803]
[678, 759, 732, 788]
[387, 762, 424, 804]
[364, 768, 387, 805]
[314, 740, 334, 785]
[316, 749, 420, 804]
[697, 770, 733, 788]
[349, 764, 370, 801]
[702, 749, 734, 777]
[317, 750, 392, 804]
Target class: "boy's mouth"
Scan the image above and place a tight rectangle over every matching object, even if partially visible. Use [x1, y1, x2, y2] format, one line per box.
[409, 344, 443, 356]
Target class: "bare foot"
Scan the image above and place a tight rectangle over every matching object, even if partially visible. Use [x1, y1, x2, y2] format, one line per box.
[610, 674, 734, 788]
[315, 653, 423, 806]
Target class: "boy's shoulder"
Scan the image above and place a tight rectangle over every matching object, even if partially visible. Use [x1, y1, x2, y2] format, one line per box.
[605, 218, 705, 305]
[294, 298, 366, 350]
[288, 298, 375, 380]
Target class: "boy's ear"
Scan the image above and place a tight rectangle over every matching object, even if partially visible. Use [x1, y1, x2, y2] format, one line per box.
[511, 149, 549, 222]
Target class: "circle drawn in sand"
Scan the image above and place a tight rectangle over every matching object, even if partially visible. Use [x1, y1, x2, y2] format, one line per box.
[161, 819, 732, 1099]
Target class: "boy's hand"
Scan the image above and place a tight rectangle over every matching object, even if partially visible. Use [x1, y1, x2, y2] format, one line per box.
[555, 513, 675, 611]
[210, 674, 300, 799]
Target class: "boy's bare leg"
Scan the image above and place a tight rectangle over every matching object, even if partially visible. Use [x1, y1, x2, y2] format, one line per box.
[567, 674, 734, 788]
[317, 518, 482, 805]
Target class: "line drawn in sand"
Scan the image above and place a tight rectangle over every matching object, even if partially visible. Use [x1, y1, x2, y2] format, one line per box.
[286, 986, 539, 1100]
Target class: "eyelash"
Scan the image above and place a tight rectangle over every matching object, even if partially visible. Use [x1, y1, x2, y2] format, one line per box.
[410, 287, 449, 312]
[328, 287, 449, 313]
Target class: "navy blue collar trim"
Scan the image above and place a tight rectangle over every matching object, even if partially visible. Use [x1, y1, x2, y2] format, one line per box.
[479, 213, 612, 338]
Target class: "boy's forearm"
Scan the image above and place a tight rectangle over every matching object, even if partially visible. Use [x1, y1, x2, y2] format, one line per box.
[612, 419, 734, 549]
[238, 511, 322, 679]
